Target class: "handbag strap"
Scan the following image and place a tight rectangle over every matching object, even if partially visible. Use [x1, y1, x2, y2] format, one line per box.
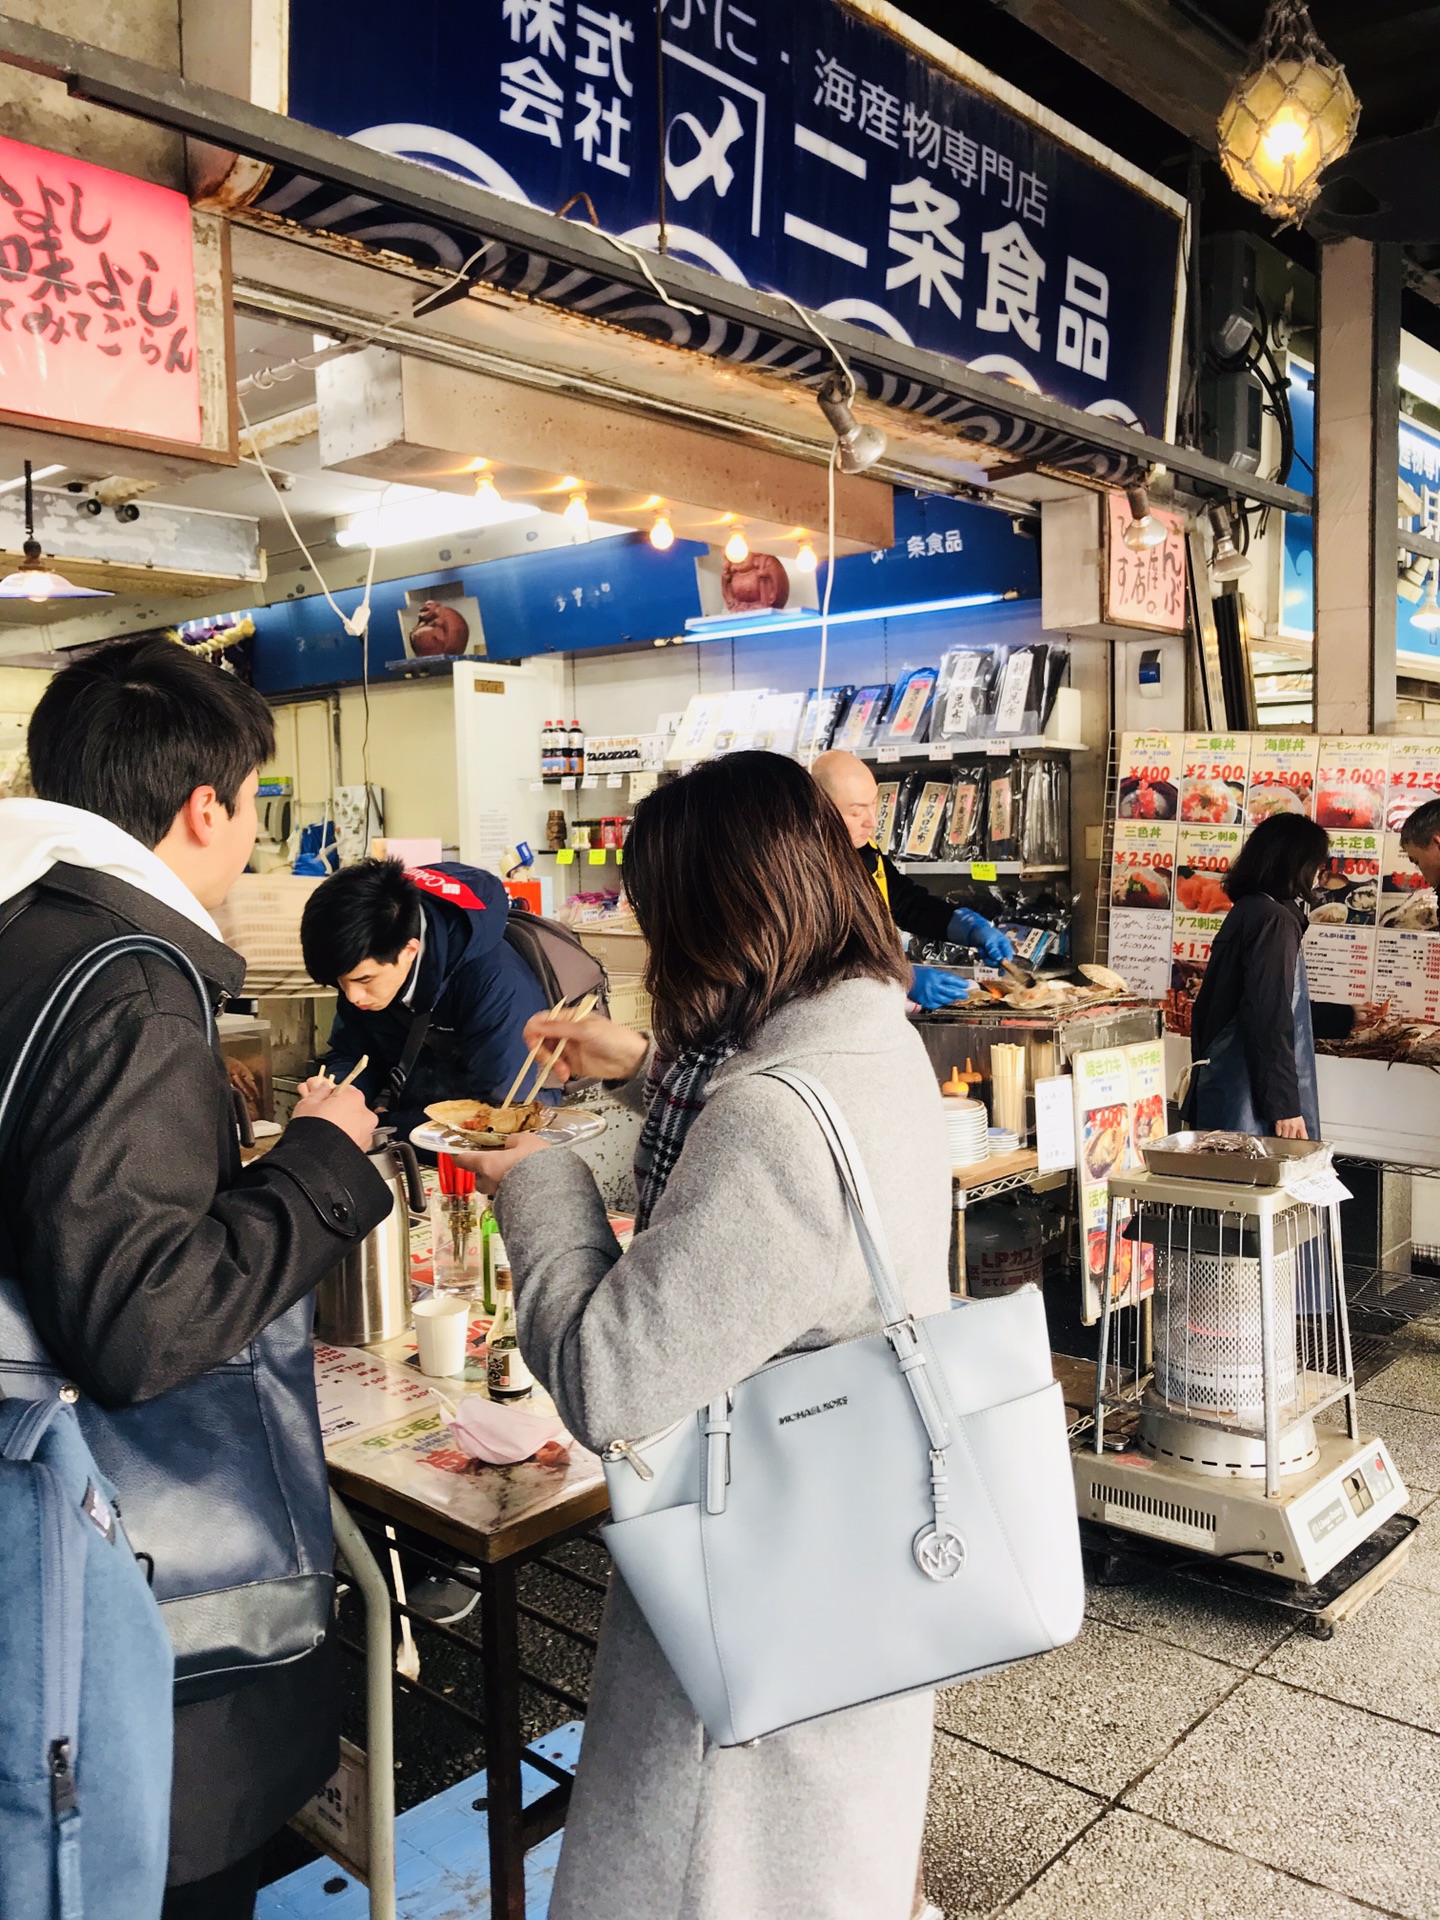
[760, 1067, 952, 1459]
[0, 934, 214, 1167]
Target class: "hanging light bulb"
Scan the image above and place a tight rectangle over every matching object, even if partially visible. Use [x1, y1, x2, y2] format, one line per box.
[649, 511, 675, 551]
[1216, 0, 1359, 225]
[816, 372, 887, 474]
[474, 469, 504, 510]
[795, 540, 818, 573]
[1413, 562, 1440, 632]
[1122, 484, 1168, 552]
[563, 490, 589, 532]
[1207, 503, 1251, 582]
[0, 460, 112, 602]
[724, 527, 749, 564]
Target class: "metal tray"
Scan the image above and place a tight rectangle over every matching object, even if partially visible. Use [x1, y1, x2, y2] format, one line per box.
[1140, 1132, 1329, 1186]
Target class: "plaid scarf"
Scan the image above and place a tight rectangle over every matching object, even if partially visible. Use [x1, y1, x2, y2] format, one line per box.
[633, 1034, 739, 1233]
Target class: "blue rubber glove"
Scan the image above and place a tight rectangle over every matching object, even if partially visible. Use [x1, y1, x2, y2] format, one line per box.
[909, 965, 973, 1010]
[947, 908, 1015, 965]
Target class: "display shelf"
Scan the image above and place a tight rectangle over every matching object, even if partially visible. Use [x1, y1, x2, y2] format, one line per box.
[893, 861, 1067, 877]
[862, 737, 1087, 762]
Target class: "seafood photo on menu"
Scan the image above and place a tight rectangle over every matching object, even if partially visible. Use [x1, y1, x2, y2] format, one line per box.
[1180, 779, 1243, 824]
[1110, 867, 1172, 910]
[1118, 776, 1177, 820]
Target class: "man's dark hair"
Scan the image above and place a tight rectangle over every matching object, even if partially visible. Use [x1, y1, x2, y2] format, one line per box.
[624, 750, 908, 1054]
[1401, 797, 1440, 849]
[1224, 811, 1331, 906]
[301, 858, 424, 986]
[27, 638, 275, 849]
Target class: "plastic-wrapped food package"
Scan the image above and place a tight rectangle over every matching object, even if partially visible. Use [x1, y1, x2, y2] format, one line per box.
[875, 779, 902, 854]
[1018, 756, 1066, 867]
[942, 760, 988, 864]
[995, 888, 1079, 964]
[888, 769, 927, 853]
[933, 649, 997, 741]
[797, 685, 854, 757]
[832, 683, 892, 752]
[987, 757, 1020, 861]
[880, 666, 939, 744]
[901, 779, 953, 861]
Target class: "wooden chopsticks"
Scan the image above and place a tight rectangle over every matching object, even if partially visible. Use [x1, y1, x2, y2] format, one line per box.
[496, 991, 601, 1115]
[497, 997, 569, 1112]
[521, 992, 598, 1105]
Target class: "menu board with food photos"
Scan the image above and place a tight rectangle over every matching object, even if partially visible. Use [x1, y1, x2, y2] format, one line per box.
[1112, 732, 1440, 1026]
[1074, 1041, 1163, 1324]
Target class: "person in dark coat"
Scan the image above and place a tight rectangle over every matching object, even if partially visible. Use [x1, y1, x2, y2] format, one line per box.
[0, 640, 392, 1920]
[1186, 811, 1331, 1141]
[811, 749, 1013, 1009]
[300, 857, 553, 1138]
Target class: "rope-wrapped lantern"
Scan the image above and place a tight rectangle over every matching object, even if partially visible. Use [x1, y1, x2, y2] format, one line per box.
[1217, 0, 1360, 227]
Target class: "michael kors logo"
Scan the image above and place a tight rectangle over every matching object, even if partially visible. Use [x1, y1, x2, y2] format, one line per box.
[914, 1525, 967, 1582]
[778, 1395, 848, 1427]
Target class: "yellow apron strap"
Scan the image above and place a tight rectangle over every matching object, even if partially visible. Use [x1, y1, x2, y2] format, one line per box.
[870, 846, 889, 910]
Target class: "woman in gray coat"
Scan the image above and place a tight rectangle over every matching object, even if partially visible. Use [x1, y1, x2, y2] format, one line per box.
[463, 752, 952, 1920]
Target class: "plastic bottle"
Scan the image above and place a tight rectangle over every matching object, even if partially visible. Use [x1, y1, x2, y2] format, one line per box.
[542, 721, 561, 783]
[568, 720, 585, 780]
[486, 1262, 534, 1400]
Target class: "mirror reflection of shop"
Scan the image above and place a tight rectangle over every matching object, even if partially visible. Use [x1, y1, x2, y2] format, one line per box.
[398, 582, 487, 661]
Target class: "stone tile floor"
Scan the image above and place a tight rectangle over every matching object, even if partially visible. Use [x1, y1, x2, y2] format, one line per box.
[922, 1332, 1440, 1919]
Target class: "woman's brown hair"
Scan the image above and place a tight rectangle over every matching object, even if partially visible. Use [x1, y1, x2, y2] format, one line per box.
[623, 750, 908, 1054]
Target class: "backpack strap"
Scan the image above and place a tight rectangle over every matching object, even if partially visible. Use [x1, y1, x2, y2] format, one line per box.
[384, 1010, 433, 1108]
[0, 1389, 65, 1461]
[0, 934, 214, 1166]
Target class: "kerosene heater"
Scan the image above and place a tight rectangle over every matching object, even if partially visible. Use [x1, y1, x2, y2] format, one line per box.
[1075, 1142, 1407, 1586]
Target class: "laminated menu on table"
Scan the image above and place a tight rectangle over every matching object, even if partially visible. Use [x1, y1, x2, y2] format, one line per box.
[1246, 734, 1317, 826]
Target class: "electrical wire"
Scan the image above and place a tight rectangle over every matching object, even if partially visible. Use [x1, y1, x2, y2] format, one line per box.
[808, 442, 840, 771]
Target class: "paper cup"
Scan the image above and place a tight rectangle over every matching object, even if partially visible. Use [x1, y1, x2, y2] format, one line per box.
[412, 1293, 470, 1377]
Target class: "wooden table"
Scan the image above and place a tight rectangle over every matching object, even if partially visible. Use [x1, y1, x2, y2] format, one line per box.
[321, 1337, 608, 1920]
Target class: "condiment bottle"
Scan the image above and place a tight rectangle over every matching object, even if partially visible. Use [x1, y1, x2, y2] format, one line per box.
[486, 1263, 533, 1401]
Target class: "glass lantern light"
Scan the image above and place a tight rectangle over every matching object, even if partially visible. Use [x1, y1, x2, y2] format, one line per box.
[1216, 0, 1360, 227]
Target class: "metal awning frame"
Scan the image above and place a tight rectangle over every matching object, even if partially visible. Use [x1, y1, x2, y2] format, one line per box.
[0, 15, 1311, 519]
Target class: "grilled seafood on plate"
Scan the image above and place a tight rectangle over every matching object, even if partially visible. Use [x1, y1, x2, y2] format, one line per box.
[423, 1099, 546, 1146]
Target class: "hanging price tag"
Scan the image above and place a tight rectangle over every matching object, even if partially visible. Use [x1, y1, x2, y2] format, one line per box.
[877, 747, 900, 765]
[555, 849, 575, 865]
[969, 860, 998, 882]
[529, 780, 545, 792]
[606, 773, 624, 789]
[928, 744, 955, 761]
[587, 848, 607, 865]
[581, 775, 600, 791]
[615, 848, 624, 866]
[561, 776, 578, 791]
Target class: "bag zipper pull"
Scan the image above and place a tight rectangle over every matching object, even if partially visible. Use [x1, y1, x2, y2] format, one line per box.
[602, 1438, 654, 1481]
[49, 1737, 77, 1815]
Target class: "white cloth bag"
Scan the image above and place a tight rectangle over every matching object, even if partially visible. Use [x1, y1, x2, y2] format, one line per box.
[601, 1066, 1084, 1747]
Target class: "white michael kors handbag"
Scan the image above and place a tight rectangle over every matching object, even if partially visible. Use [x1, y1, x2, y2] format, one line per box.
[601, 1066, 1084, 1747]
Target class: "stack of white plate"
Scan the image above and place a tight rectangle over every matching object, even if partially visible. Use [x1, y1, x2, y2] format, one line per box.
[987, 1126, 1020, 1155]
[943, 1097, 989, 1166]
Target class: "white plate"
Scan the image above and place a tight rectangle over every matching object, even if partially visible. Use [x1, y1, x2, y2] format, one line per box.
[410, 1109, 608, 1155]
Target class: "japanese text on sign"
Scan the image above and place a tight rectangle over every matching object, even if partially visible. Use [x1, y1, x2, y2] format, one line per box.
[0, 133, 201, 446]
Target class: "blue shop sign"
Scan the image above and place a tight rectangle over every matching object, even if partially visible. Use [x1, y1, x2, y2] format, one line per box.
[1283, 358, 1440, 662]
[281, 0, 1182, 430]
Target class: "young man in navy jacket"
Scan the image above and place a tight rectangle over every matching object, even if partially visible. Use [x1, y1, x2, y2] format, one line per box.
[301, 857, 553, 1137]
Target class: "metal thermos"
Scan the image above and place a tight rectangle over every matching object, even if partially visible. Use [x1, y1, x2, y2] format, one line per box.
[315, 1134, 426, 1347]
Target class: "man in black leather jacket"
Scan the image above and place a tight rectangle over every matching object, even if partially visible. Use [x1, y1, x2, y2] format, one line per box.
[0, 641, 393, 1918]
